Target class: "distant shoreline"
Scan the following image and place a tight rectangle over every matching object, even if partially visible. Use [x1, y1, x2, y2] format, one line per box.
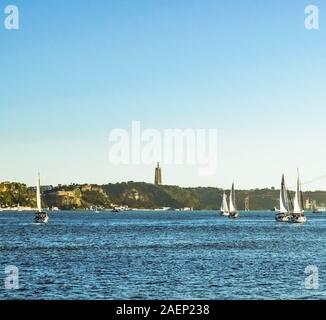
[2, 181, 326, 211]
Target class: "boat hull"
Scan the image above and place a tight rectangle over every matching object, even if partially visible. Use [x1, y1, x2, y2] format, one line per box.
[290, 215, 307, 224]
[229, 212, 240, 219]
[34, 212, 49, 224]
[275, 213, 291, 222]
[220, 211, 230, 217]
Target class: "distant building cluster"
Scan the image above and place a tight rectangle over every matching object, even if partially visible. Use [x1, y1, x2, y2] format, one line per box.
[305, 198, 316, 210]
[305, 197, 326, 211]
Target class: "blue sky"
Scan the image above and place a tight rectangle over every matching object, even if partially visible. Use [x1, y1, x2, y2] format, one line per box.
[1, 0, 326, 190]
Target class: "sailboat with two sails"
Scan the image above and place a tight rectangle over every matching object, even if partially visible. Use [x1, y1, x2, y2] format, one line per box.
[275, 174, 291, 222]
[219, 183, 239, 219]
[275, 171, 307, 224]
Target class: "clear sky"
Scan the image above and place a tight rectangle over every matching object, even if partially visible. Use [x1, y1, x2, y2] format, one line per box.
[1, 0, 326, 190]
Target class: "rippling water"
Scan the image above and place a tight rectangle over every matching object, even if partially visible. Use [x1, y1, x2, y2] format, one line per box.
[1, 211, 326, 300]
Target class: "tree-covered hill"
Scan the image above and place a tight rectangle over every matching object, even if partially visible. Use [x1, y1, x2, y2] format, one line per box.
[1, 181, 326, 211]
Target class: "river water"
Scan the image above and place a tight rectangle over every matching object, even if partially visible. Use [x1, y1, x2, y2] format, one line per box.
[0, 211, 325, 299]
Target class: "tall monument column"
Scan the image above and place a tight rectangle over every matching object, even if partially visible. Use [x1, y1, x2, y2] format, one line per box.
[154, 162, 162, 185]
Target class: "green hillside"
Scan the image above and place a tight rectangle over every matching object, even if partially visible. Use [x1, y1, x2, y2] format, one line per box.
[1, 181, 326, 211]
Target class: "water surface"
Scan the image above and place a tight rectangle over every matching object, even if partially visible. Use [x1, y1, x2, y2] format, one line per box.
[0, 211, 325, 299]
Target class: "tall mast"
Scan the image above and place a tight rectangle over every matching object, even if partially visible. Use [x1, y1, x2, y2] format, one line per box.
[229, 183, 236, 213]
[36, 172, 42, 213]
[293, 169, 303, 214]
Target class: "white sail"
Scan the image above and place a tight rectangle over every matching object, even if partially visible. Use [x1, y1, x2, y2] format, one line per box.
[220, 192, 229, 212]
[36, 173, 42, 213]
[293, 171, 303, 214]
[229, 183, 236, 213]
[279, 174, 289, 214]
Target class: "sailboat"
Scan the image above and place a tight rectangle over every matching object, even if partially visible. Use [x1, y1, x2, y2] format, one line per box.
[275, 174, 291, 222]
[312, 201, 318, 213]
[220, 191, 229, 216]
[290, 170, 307, 224]
[34, 173, 49, 223]
[228, 183, 240, 219]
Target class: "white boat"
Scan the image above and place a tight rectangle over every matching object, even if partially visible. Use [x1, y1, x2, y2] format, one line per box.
[34, 173, 49, 224]
[312, 205, 326, 213]
[275, 174, 291, 222]
[111, 205, 129, 213]
[290, 170, 307, 224]
[228, 183, 240, 219]
[220, 191, 230, 216]
[154, 207, 172, 211]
